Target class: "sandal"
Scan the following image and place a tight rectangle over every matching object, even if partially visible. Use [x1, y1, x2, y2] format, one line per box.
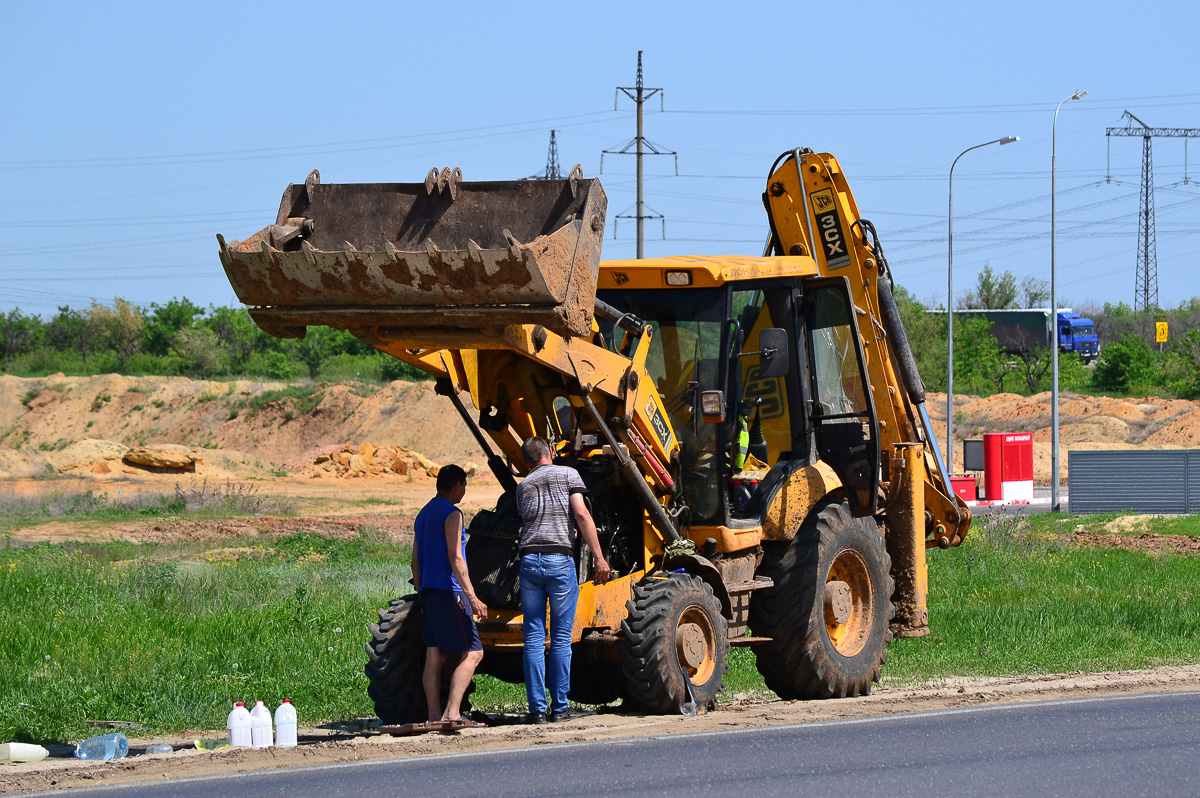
[445, 717, 487, 730]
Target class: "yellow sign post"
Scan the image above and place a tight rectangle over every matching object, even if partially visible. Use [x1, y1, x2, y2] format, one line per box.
[1156, 321, 1169, 343]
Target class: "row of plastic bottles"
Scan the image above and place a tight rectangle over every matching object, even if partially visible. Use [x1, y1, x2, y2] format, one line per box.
[0, 700, 299, 764]
[227, 700, 297, 748]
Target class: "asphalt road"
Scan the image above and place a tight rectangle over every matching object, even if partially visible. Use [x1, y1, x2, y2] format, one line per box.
[32, 691, 1200, 798]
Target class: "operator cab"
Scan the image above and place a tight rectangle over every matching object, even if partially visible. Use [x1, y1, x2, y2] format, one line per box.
[597, 260, 879, 528]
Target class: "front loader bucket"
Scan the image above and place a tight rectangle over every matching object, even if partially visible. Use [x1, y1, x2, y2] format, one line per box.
[218, 168, 607, 339]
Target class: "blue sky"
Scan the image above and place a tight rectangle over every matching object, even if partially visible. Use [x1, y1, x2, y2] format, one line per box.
[3, 1, 1198, 316]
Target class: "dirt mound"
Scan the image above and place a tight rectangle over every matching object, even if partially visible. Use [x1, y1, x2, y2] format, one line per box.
[927, 391, 1200, 482]
[0, 375, 486, 475]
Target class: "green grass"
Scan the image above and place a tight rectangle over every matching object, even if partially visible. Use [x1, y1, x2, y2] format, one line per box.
[3, 511, 1199, 742]
[0, 483, 297, 533]
[882, 511, 1200, 683]
[0, 532, 412, 742]
[228, 387, 325, 419]
[1026, 510, 1200, 538]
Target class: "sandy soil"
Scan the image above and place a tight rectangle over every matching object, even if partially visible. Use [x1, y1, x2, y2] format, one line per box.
[2, 375, 1199, 488]
[2, 666, 1198, 794]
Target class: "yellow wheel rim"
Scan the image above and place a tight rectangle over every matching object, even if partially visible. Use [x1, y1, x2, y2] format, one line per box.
[824, 548, 873, 657]
[676, 604, 717, 686]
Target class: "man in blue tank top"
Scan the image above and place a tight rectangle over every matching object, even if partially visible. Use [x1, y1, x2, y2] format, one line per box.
[412, 464, 487, 726]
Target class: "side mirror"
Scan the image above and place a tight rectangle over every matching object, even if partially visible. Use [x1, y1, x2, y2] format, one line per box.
[757, 328, 790, 378]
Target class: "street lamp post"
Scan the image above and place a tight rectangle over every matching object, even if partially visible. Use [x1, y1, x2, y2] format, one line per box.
[1051, 90, 1087, 512]
[947, 136, 1019, 471]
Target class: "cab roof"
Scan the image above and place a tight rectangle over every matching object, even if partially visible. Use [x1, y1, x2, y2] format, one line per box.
[598, 255, 819, 290]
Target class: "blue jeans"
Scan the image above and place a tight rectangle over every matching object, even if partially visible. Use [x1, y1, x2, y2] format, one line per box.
[520, 553, 578, 713]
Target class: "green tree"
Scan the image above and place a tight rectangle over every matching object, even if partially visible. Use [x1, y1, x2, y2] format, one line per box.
[0, 308, 42, 363]
[87, 299, 144, 361]
[952, 315, 1007, 393]
[290, 326, 341, 379]
[892, 284, 948, 391]
[1020, 276, 1049, 308]
[142, 297, 204, 356]
[960, 264, 1018, 310]
[45, 305, 98, 366]
[205, 306, 269, 371]
[1092, 332, 1156, 392]
[173, 326, 229, 378]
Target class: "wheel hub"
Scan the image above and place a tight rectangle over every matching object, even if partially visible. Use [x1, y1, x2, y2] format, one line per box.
[825, 548, 874, 657]
[677, 622, 707, 669]
[824, 580, 853, 624]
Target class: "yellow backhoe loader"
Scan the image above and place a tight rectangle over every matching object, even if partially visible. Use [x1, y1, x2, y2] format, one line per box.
[218, 150, 969, 720]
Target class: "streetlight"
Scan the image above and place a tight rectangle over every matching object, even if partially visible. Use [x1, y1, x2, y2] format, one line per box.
[947, 136, 1019, 471]
[1051, 89, 1087, 512]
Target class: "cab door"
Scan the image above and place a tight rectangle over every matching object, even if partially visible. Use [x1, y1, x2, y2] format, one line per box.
[802, 277, 880, 515]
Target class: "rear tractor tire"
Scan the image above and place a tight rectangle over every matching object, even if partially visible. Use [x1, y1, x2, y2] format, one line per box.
[621, 573, 728, 713]
[364, 595, 472, 724]
[749, 499, 895, 699]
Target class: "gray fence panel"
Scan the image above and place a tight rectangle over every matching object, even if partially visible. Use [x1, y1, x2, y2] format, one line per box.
[1068, 450, 1195, 514]
[1188, 452, 1200, 512]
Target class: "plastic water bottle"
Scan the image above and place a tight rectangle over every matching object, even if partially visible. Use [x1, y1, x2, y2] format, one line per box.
[274, 699, 297, 747]
[249, 701, 273, 748]
[0, 742, 48, 763]
[227, 702, 252, 747]
[74, 732, 129, 761]
[144, 744, 173, 755]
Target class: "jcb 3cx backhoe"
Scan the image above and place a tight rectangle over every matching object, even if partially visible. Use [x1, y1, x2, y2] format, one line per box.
[219, 150, 970, 719]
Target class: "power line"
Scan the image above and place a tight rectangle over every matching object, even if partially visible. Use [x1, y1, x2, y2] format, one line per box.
[0, 111, 621, 170]
[525, 131, 563, 180]
[602, 51, 677, 258]
[1106, 110, 1200, 311]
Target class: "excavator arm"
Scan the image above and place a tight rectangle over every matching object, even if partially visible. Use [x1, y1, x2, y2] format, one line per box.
[762, 149, 970, 550]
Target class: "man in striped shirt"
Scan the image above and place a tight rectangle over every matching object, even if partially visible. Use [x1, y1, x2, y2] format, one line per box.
[516, 437, 611, 723]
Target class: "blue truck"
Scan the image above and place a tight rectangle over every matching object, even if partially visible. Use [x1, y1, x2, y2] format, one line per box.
[954, 308, 1100, 363]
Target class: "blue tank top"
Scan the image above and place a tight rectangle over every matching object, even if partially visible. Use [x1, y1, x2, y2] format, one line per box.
[414, 497, 464, 591]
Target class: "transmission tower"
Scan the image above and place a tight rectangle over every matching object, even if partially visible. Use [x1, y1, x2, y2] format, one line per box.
[526, 130, 562, 180]
[601, 51, 678, 258]
[1106, 111, 1200, 312]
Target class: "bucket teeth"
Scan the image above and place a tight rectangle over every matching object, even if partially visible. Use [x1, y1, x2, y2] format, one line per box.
[467, 239, 483, 263]
[424, 238, 442, 265]
[502, 229, 523, 262]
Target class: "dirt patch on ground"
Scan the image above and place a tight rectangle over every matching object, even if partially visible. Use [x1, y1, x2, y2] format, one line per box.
[1065, 531, 1200, 556]
[2, 665, 1197, 794]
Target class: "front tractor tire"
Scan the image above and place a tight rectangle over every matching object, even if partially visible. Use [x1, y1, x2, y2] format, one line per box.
[621, 574, 729, 713]
[749, 499, 895, 699]
[364, 595, 474, 725]
[364, 596, 427, 724]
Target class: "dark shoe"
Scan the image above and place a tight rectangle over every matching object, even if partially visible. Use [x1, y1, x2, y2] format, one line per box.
[526, 712, 546, 725]
[549, 709, 578, 723]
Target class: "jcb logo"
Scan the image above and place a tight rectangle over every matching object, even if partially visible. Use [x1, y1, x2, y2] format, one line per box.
[743, 365, 784, 419]
[809, 189, 851, 270]
[811, 189, 835, 212]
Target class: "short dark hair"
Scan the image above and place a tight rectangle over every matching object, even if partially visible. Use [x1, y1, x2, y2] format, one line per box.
[436, 464, 467, 493]
[521, 436, 552, 467]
